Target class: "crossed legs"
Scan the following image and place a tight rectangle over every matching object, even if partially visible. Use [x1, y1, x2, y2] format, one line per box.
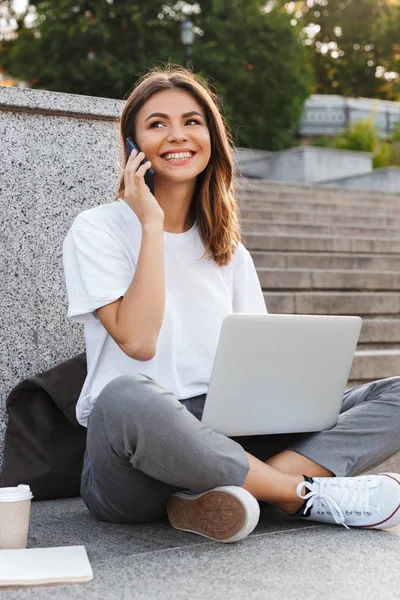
[81, 374, 400, 524]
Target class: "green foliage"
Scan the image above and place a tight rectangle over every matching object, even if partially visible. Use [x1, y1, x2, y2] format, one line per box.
[311, 117, 400, 168]
[331, 119, 379, 153]
[372, 142, 393, 169]
[0, 0, 181, 98]
[283, 0, 400, 101]
[392, 121, 400, 143]
[196, 1, 313, 150]
[0, 0, 313, 151]
[390, 143, 400, 167]
[311, 136, 331, 148]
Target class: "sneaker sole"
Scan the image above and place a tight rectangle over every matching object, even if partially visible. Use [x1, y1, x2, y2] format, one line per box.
[362, 473, 400, 530]
[166, 486, 260, 543]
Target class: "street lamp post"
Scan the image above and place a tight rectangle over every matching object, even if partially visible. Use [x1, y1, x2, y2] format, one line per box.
[180, 18, 194, 70]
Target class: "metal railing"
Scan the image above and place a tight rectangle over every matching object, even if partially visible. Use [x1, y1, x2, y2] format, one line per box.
[299, 94, 400, 138]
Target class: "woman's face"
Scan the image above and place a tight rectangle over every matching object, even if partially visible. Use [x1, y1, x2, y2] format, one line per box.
[134, 88, 212, 186]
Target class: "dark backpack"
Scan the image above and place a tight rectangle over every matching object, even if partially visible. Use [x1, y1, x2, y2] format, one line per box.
[0, 352, 87, 500]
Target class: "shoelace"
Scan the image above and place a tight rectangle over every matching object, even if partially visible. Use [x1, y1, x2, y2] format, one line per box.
[296, 477, 376, 530]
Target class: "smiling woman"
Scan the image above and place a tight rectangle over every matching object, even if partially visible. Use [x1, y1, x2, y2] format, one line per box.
[62, 62, 270, 542]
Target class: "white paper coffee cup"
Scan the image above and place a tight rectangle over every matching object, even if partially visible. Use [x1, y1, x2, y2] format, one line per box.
[0, 484, 33, 549]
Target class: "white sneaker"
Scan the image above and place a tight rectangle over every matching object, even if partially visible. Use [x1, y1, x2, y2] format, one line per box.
[166, 486, 260, 543]
[293, 473, 400, 529]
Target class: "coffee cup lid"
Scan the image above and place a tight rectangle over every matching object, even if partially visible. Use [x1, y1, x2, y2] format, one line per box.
[0, 484, 33, 502]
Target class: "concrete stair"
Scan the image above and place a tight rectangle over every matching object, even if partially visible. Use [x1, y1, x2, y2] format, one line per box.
[242, 219, 400, 238]
[238, 180, 400, 386]
[241, 208, 400, 227]
[242, 232, 400, 253]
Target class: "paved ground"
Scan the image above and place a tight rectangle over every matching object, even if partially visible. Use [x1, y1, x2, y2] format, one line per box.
[2, 496, 400, 599]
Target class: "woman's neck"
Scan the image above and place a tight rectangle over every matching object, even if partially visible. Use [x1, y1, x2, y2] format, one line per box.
[155, 177, 196, 233]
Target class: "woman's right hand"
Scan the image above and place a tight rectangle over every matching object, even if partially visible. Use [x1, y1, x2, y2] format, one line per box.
[123, 149, 164, 228]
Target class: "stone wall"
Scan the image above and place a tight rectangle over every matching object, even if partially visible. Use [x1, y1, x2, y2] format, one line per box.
[0, 86, 124, 469]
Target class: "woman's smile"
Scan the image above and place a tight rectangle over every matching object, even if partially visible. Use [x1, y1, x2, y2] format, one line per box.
[160, 151, 198, 166]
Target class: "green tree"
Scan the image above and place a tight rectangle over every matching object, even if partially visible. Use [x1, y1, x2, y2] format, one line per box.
[0, 0, 313, 150]
[288, 0, 400, 100]
[197, 0, 313, 149]
[0, 0, 182, 97]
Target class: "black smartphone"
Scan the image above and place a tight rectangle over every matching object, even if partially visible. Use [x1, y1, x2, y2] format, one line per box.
[126, 136, 155, 196]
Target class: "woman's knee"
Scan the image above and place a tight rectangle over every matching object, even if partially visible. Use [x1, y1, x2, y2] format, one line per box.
[90, 374, 170, 426]
[367, 376, 400, 403]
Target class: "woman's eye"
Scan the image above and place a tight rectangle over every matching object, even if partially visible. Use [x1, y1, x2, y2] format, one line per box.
[149, 119, 200, 128]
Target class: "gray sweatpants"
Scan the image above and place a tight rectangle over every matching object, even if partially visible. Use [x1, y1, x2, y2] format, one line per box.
[80, 374, 400, 524]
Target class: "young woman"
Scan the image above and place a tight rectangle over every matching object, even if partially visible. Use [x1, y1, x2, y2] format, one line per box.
[63, 64, 400, 543]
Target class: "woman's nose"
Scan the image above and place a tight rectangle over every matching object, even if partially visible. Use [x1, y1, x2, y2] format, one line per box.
[167, 124, 188, 142]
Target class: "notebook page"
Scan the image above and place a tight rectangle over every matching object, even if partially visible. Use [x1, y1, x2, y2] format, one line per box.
[0, 545, 93, 587]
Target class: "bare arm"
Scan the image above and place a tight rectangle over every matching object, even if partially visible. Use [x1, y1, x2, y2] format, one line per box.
[116, 222, 165, 360]
[96, 148, 166, 361]
[95, 223, 165, 361]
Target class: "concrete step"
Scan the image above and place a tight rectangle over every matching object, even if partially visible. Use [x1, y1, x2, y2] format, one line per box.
[239, 197, 400, 216]
[257, 268, 400, 291]
[263, 291, 400, 315]
[348, 379, 400, 388]
[241, 218, 400, 239]
[347, 380, 369, 387]
[240, 190, 400, 209]
[238, 179, 400, 383]
[237, 180, 400, 206]
[350, 349, 400, 381]
[341, 318, 400, 345]
[240, 207, 400, 227]
[359, 319, 400, 344]
[356, 341, 400, 350]
[251, 251, 400, 271]
[243, 231, 400, 253]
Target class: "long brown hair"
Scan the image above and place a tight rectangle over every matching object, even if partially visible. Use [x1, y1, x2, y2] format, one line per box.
[114, 63, 242, 267]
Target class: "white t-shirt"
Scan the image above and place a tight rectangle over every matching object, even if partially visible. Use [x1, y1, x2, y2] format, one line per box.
[62, 199, 268, 427]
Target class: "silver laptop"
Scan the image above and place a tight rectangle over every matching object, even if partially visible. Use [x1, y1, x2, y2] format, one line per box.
[201, 314, 362, 436]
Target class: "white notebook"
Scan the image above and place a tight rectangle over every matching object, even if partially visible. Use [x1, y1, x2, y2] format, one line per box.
[0, 545, 93, 587]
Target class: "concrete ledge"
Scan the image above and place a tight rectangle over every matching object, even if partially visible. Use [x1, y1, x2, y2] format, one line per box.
[235, 146, 372, 184]
[233, 147, 272, 179]
[322, 166, 400, 193]
[0, 84, 122, 118]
